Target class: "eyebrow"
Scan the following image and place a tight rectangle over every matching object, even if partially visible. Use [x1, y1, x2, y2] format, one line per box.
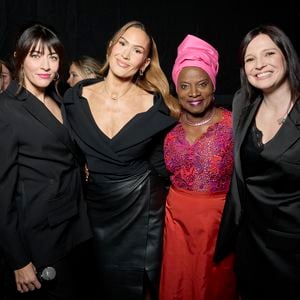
[30, 48, 58, 55]
[119, 36, 146, 51]
[245, 47, 278, 57]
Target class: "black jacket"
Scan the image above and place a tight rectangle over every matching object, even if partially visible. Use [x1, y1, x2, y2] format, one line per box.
[0, 81, 92, 271]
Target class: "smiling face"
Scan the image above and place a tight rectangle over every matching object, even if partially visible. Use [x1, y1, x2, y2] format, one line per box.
[177, 66, 214, 115]
[22, 41, 59, 95]
[108, 26, 151, 79]
[244, 33, 287, 93]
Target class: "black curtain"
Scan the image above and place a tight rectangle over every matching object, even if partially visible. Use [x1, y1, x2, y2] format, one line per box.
[0, 0, 299, 101]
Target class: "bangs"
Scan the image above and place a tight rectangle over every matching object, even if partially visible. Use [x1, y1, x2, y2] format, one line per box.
[29, 40, 57, 55]
[29, 37, 61, 55]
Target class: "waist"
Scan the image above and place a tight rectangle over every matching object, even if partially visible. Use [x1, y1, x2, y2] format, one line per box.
[171, 186, 227, 199]
[86, 171, 150, 201]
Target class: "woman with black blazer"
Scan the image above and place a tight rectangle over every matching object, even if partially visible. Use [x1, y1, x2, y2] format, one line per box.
[215, 25, 300, 299]
[0, 23, 92, 300]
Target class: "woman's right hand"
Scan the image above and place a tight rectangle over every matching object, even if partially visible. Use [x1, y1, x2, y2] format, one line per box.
[14, 262, 42, 293]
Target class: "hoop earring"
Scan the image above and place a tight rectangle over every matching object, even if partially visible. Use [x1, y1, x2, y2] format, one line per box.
[53, 72, 60, 81]
[139, 69, 144, 76]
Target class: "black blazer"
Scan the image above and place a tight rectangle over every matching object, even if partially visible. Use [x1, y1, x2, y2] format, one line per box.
[215, 90, 300, 267]
[0, 81, 92, 271]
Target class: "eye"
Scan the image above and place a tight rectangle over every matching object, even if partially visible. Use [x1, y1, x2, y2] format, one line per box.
[245, 57, 254, 63]
[198, 82, 208, 88]
[134, 48, 143, 54]
[179, 83, 189, 90]
[30, 53, 40, 59]
[118, 40, 126, 46]
[49, 55, 58, 61]
[265, 51, 275, 56]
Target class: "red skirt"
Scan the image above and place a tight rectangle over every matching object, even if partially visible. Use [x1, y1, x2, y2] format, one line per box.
[159, 187, 238, 300]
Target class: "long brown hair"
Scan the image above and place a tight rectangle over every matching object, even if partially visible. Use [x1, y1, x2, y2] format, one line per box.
[100, 20, 180, 118]
[239, 25, 300, 103]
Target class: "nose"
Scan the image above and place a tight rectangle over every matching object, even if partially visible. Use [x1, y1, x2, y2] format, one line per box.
[255, 56, 266, 69]
[189, 86, 200, 97]
[121, 47, 131, 60]
[41, 57, 50, 70]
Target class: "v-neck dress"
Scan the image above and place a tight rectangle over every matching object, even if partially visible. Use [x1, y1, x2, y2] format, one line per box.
[64, 79, 177, 299]
[160, 109, 238, 299]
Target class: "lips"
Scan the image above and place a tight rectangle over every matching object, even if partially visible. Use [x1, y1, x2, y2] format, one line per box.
[116, 59, 130, 68]
[38, 74, 51, 79]
[256, 71, 272, 78]
[188, 100, 203, 106]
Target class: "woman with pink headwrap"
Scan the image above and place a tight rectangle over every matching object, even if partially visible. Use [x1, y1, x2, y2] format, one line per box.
[159, 34, 238, 299]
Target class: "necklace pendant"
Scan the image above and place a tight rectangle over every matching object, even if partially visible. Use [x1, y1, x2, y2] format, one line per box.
[111, 93, 118, 100]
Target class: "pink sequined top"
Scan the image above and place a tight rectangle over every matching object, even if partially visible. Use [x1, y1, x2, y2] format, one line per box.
[164, 108, 233, 193]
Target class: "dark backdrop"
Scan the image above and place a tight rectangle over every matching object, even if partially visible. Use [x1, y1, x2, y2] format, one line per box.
[0, 0, 299, 106]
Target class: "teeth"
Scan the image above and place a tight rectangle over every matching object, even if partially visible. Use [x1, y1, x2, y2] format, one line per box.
[257, 72, 271, 78]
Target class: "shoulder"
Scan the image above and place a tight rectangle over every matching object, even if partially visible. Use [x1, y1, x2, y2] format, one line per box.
[216, 107, 232, 124]
[232, 89, 248, 111]
[0, 90, 19, 113]
[64, 78, 104, 104]
[153, 93, 171, 114]
[0, 95, 20, 131]
[218, 107, 232, 116]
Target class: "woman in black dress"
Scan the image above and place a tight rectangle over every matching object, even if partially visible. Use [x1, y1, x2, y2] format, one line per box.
[64, 20, 180, 300]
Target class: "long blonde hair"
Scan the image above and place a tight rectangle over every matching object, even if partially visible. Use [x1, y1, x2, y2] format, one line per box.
[100, 20, 180, 119]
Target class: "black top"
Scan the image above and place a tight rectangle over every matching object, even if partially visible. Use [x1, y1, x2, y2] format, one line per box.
[64, 78, 177, 181]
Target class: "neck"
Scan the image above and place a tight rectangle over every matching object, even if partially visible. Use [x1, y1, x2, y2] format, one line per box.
[263, 80, 292, 106]
[181, 107, 216, 127]
[25, 84, 46, 102]
[104, 78, 134, 101]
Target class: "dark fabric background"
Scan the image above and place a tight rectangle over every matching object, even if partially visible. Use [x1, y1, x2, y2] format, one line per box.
[0, 0, 299, 107]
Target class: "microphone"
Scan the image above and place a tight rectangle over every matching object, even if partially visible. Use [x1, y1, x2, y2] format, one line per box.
[38, 266, 56, 281]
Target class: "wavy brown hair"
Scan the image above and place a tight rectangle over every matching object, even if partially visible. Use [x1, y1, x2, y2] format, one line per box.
[100, 20, 180, 119]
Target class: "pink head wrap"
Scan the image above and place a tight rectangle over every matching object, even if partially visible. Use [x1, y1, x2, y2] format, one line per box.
[172, 34, 219, 89]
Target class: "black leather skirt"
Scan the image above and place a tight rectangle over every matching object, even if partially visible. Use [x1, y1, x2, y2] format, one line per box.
[85, 172, 168, 299]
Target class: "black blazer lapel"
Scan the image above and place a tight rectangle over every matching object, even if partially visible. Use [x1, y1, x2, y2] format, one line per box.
[263, 100, 300, 160]
[235, 98, 261, 179]
[20, 91, 81, 161]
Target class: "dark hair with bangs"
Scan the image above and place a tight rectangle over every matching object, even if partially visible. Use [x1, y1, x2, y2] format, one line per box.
[14, 23, 64, 94]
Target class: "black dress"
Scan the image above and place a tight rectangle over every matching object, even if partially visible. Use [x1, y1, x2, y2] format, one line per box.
[64, 79, 177, 299]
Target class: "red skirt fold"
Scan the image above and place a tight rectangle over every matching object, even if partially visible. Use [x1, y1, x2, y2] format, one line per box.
[159, 187, 238, 300]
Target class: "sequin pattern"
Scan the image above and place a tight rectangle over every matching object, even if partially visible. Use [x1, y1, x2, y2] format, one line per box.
[164, 109, 233, 193]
